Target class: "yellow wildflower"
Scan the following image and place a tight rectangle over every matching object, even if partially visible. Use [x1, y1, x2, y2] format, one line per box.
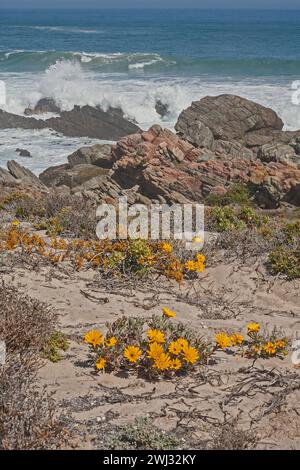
[124, 345, 142, 363]
[230, 333, 244, 346]
[95, 357, 106, 370]
[196, 253, 205, 264]
[106, 336, 117, 348]
[168, 340, 182, 356]
[263, 342, 277, 355]
[170, 358, 182, 370]
[162, 243, 173, 253]
[11, 220, 20, 227]
[162, 307, 176, 318]
[147, 342, 164, 360]
[183, 345, 199, 364]
[247, 323, 260, 333]
[215, 333, 232, 349]
[147, 329, 166, 343]
[153, 352, 172, 370]
[185, 260, 197, 271]
[275, 340, 286, 349]
[84, 330, 104, 348]
[192, 237, 203, 244]
[176, 338, 189, 350]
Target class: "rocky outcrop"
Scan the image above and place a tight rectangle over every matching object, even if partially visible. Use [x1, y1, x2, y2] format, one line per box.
[67, 144, 113, 168]
[24, 98, 60, 116]
[46, 106, 141, 140]
[176, 94, 284, 143]
[0, 105, 141, 140]
[0, 160, 46, 189]
[258, 143, 298, 166]
[39, 163, 110, 189]
[108, 125, 300, 208]
[16, 148, 31, 157]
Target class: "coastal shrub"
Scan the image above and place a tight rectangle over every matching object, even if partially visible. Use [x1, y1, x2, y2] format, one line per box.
[0, 355, 68, 449]
[206, 183, 253, 207]
[106, 417, 180, 450]
[84, 310, 290, 379]
[0, 224, 206, 283]
[0, 285, 69, 450]
[268, 219, 300, 279]
[3, 190, 96, 239]
[0, 283, 57, 356]
[42, 331, 69, 363]
[208, 205, 266, 232]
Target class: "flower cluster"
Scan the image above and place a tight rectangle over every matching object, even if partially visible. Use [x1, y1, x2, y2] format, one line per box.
[0, 225, 206, 283]
[214, 322, 289, 359]
[83, 309, 211, 377]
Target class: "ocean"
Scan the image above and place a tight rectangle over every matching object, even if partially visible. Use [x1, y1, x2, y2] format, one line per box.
[1, 8, 300, 174]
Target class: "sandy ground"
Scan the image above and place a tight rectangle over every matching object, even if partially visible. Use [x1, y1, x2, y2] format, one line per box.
[3, 259, 300, 449]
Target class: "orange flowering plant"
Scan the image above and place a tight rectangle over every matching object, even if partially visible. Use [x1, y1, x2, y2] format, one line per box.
[83, 308, 212, 378]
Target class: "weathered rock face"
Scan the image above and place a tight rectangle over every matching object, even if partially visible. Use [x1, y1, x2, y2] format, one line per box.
[258, 143, 298, 166]
[175, 94, 284, 143]
[0, 160, 46, 189]
[46, 106, 141, 140]
[67, 144, 113, 168]
[109, 125, 300, 208]
[0, 105, 141, 140]
[24, 98, 60, 116]
[39, 163, 109, 189]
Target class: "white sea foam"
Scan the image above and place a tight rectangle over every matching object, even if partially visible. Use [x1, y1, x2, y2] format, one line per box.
[28, 26, 102, 34]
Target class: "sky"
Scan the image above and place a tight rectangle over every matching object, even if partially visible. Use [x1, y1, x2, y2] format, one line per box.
[0, 0, 300, 9]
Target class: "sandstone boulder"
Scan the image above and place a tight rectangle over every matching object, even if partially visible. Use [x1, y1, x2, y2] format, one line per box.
[68, 144, 113, 168]
[175, 94, 284, 143]
[39, 163, 109, 189]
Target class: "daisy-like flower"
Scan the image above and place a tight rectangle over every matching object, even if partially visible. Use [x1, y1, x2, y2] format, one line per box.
[263, 342, 277, 356]
[84, 330, 104, 348]
[147, 329, 166, 343]
[11, 220, 20, 227]
[106, 336, 117, 348]
[168, 340, 182, 356]
[170, 358, 182, 370]
[162, 243, 173, 253]
[230, 333, 244, 346]
[147, 342, 164, 360]
[247, 323, 260, 333]
[196, 253, 205, 264]
[153, 353, 172, 370]
[162, 307, 176, 318]
[185, 260, 196, 271]
[275, 339, 286, 349]
[124, 345, 142, 363]
[176, 338, 189, 350]
[183, 345, 199, 364]
[95, 357, 106, 370]
[215, 333, 232, 349]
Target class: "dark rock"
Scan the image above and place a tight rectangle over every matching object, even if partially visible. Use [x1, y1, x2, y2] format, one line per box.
[24, 98, 60, 116]
[155, 100, 170, 118]
[16, 148, 31, 157]
[0, 105, 141, 140]
[46, 105, 141, 140]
